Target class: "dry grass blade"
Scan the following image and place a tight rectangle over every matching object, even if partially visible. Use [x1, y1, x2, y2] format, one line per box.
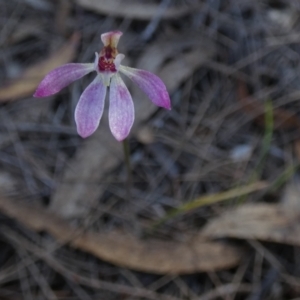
[0, 196, 243, 274]
[0, 33, 80, 101]
[76, 0, 195, 20]
[154, 181, 268, 226]
[175, 181, 267, 212]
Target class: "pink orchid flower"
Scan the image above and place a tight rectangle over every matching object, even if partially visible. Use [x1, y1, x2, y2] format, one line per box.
[34, 31, 171, 141]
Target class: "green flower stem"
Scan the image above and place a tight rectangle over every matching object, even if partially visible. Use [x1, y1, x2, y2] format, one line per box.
[122, 138, 132, 197]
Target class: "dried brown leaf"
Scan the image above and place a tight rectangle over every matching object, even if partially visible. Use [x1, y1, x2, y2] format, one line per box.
[0, 196, 243, 274]
[203, 202, 300, 246]
[76, 0, 195, 20]
[50, 35, 215, 218]
[0, 33, 80, 102]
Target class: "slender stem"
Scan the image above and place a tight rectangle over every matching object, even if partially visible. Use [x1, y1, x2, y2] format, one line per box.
[122, 138, 132, 197]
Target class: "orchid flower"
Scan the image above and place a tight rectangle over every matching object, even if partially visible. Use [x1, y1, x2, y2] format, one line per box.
[34, 31, 171, 141]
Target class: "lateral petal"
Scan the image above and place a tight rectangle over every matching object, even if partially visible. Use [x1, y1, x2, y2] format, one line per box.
[109, 74, 134, 141]
[34, 63, 94, 97]
[75, 76, 107, 138]
[120, 66, 171, 110]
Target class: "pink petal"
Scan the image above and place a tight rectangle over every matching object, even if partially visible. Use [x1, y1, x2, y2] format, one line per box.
[75, 76, 107, 138]
[119, 66, 171, 110]
[101, 31, 123, 47]
[109, 74, 134, 141]
[34, 63, 94, 97]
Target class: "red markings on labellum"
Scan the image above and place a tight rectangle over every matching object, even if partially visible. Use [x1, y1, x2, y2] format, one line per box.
[98, 46, 117, 72]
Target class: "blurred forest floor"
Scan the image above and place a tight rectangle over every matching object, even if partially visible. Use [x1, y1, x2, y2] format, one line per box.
[1, 0, 300, 299]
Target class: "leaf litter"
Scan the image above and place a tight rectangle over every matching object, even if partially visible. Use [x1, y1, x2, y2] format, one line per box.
[1, 0, 300, 298]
